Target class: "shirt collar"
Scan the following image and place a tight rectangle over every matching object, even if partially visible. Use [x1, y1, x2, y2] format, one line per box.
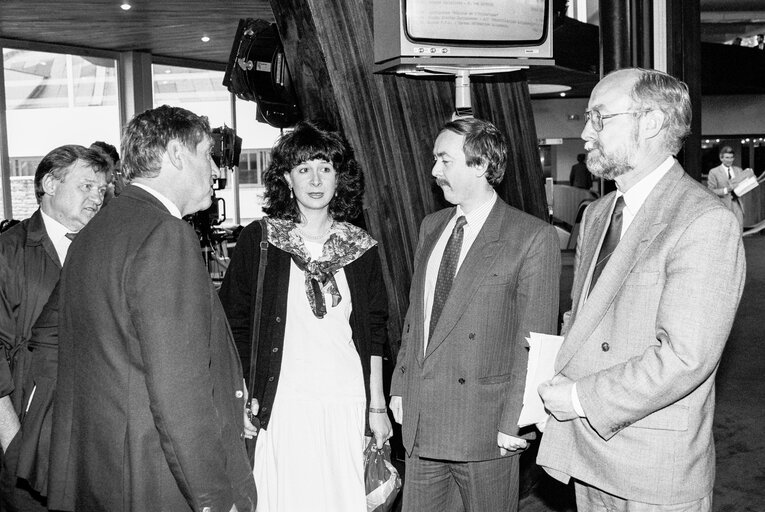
[455, 191, 497, 228]
[40, 208, 73, 241]
[617, 156, 674, 215]
[132, 182, 182, 219]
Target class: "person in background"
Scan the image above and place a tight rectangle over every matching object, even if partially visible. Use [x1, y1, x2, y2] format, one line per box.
[756, 34, 764, 50]
[570, 152, 593, 190]
[538, 68, 745, 511]
[0, 145, 109, 511]
[47, 106, 256, 512]
[707, 145, 745, 229]
[219, 121, 391, 512]
[90, 141, 125, 203]
[389, 117, 560, 512]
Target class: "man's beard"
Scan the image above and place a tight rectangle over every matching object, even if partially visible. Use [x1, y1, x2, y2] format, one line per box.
[585, 128, 639, 180]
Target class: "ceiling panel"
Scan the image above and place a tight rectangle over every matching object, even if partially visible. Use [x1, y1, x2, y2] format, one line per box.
[0, 0, 275, 65]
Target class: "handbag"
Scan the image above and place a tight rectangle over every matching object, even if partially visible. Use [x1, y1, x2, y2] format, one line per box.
[363, 439, 402, 512]
[245, 218, 269, 466]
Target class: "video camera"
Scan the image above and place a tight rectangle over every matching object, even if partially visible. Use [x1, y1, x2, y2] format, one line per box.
[185, 126, 242, 237]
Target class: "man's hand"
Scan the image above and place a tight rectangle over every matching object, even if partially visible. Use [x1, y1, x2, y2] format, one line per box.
[0, 396, 21, 452]
[389, 396, 402, 424]
[497, 431, 528, 456]
[243, 399, 259, 439]
[538, 374, 579, 421]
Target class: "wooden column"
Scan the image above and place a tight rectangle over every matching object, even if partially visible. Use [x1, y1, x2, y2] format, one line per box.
[270, 0, 549, 349]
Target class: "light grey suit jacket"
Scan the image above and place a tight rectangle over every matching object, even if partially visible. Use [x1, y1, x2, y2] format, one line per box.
[707, 164, 745, 227]
[391, 198, 560, 462]
[537, 162, 746, 504]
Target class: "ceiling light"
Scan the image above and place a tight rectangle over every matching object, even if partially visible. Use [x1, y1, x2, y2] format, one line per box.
[528, 84, 572, 95]
[201, 36, 211, 43]
[560, 92, 567, 97]
[120, 2, 131, 10]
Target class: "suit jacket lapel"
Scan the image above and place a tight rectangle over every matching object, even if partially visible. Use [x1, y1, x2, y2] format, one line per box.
[425, 201, 504, 359]
[413, 210, 455, 366]
[556, 165, 684, 371]
[570, 196, 612, 317]
[27, 209, 62, 268]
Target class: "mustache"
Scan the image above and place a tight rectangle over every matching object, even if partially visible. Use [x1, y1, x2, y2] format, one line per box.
[435, 178, 450, 188]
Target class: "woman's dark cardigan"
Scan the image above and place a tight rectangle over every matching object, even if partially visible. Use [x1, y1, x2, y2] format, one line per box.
[218, 220, 389, 434]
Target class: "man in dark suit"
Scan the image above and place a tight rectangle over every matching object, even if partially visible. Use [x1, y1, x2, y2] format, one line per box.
[389, 117, 560, 512]
[0, 145, 109, 511]
[570, 153, 593, 190]
[48, 106, 257, 512]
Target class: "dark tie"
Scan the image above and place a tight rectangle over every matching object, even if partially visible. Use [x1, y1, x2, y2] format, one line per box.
[429, 216, 467, 340]
[589, 196, 625, 294]
[65, 232, 77, 241]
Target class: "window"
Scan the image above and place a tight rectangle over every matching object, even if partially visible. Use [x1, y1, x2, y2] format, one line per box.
[1, 48, 119, 219]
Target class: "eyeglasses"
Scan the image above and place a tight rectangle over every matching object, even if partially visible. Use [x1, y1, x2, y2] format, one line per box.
[584, 109, 652, 132]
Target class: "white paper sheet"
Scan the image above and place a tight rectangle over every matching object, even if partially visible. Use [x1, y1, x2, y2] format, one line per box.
[518, 332, 564, 431]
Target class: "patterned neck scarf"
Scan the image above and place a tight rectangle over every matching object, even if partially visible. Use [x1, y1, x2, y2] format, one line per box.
[265, 217, 377, 318]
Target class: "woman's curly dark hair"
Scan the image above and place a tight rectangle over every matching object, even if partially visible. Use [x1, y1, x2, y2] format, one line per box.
[262, 121, 364, 222]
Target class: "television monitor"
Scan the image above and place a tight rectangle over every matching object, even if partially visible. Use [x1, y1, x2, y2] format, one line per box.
[374, 0, 554, 73]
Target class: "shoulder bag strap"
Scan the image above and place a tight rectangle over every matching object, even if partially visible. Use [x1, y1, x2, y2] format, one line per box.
[246, 219, 269, 465]
[248, 218, 269, 396]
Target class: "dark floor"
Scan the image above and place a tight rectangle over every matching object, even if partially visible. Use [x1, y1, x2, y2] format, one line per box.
[390, 237, 765, 511]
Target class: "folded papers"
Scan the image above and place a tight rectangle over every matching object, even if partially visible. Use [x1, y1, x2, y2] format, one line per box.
[518, 332, 564, 431]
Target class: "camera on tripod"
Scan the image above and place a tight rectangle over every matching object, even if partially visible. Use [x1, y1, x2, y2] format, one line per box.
[185, 126, 243, 282]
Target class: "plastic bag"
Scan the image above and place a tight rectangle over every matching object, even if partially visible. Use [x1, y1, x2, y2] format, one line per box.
[363, 439, 402, 512]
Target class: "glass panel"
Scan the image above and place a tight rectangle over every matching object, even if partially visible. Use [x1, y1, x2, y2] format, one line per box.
[2, 48, 120, 220]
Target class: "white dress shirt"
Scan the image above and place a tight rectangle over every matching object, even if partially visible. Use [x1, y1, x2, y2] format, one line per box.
[132, 183, 182, 219]
[40, 209, 74, 265]
[423, 191, 497, 353]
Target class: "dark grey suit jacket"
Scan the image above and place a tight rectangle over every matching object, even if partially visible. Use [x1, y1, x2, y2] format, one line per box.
[391, 198, 560, 462]
[48, 185, 256, 512]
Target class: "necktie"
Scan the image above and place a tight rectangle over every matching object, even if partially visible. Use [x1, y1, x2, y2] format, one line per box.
[65, 232, 77, 241]
[727, 166, 734, 180]
[589, 196, 625, 294]
[429, 216, 467, 340]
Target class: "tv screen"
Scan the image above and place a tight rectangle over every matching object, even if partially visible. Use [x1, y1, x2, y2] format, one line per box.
[406, 0, 547, 44]
[374, 0, 553, 73]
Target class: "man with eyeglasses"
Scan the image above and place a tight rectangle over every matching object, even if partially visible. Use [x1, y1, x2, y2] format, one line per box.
[537, 68, 745, 511]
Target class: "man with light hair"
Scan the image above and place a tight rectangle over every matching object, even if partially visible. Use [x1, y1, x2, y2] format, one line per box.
[538, 68, 745, 511]
[0, 145, 109, 511]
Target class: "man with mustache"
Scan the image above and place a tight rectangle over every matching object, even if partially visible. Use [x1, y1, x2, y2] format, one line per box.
[389, 117, 560, 512]
[537, 68, 745, 511]
[0, 145, 110, 511]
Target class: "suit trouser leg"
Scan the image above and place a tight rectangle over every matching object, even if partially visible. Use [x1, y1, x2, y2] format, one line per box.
[574, 481, 712, 512]
[403, 447, 520, 512]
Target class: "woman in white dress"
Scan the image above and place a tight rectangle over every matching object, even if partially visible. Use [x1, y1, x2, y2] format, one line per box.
[219, 122, 392, 511]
